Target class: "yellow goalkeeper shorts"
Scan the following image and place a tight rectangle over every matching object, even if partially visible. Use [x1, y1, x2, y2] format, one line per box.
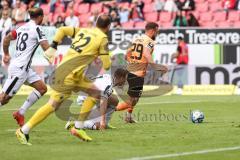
[50, 70, 93, 102]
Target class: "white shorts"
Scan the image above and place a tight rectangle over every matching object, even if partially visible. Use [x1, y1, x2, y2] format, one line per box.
[2, 65, 41, 96]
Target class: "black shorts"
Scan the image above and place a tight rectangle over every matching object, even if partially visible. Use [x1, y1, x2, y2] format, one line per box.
[127, 72, 144, 98]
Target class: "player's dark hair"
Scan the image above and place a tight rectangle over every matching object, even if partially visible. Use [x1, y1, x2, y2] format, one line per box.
[145, 22, 159, 31]
[114, 68, 128, 79]
[96, 14, 111, 29]
[178, 36, 183, 40]
[29, 8, 43, 19]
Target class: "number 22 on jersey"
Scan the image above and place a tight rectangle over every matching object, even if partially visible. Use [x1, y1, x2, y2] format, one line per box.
[70, 33, 91, 53]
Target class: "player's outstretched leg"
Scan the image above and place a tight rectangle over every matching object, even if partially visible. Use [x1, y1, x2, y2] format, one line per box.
[13, 80, 47, 127]
[16, 102, 55, 145]
[72, 96, 97, 141]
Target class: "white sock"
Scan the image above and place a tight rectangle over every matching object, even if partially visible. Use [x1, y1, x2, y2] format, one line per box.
[21, 124, 30, 134]
[74, 121, 84, 129]
[127, 111, 132, 118]
[19, 89, 42, 115]
[83, 121, 97, 130]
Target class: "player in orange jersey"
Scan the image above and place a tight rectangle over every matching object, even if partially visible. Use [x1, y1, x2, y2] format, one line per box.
[116, 22, 168, 123]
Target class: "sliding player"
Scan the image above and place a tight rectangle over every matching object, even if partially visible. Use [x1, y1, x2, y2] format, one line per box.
[66, 68, 128, 130]
[16, 14, 112, 145]
[116, 22, 168, 123]
[0, 8, 49, 126]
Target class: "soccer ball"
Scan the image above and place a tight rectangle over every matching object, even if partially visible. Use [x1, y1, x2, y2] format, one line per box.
[191, 110, 204, 123]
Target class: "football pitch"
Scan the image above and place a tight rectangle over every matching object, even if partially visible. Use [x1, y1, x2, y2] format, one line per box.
[0, 95, 240, 160]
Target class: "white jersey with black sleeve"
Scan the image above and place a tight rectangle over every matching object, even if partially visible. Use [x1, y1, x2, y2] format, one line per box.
[1, 20, 47, 97]
[75, 74, 115, 130]
[10, 20, 47, 70]
[93, 74, 113, 99]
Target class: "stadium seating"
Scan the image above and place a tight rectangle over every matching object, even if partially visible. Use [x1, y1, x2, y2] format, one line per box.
[79, 13, 91, 24]
[213, 11, 227, 22]
[144, 12, 159, 22]
[90, 3, 103, 12]
[159, 12, 172, 23]
[122, 21, 134, 29]
[143, 3, 154, 13]
[144, 0, 153, 4]
[196, 2, 209, 13]
[135, 21, 147, 29]
[36, 0, 240, 28]
[78, 3, 90, 14]
[228, 11, 240, 22]
[210, 2, 223, 11]
[40, 4, 50, 15]
[200, 12, 213, 22]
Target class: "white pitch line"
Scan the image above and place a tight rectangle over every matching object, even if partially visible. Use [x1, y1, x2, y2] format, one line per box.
[138, 100, 202, 105]
[122, 146, 240, 160]
[0, 100, 202, 112]
[0, 108, 36, 112]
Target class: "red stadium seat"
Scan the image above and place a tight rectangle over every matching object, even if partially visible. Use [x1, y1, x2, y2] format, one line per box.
[208, 0, 220, 3]
[200, 12, 213, 22]
[213, 11, 227, 22]
[81, 22, 88, 27]
[122, 21, 134, 29]
[78, 3, 90, 14]
[233, 21, 240, 27]
[73, 3, 79, 13]
[103, 5, 109, 13]
[75, 0, 83, 4]
[54, 4, 64, 14]
[196, 2, 209, 13]
[217, 21, 232, 28]
[41, 4, 50, 15]
[228, 11, 240, 22]
[191, 11, 200, 19]
[200, 21, 216, 28]
[143, 3, 154, 13]
[210, 2, 223, 11]
[79, 13, 91, 24]
[159, 22, 173, 28]
[144, 0, 153, 4]
[159, 12, 172, 23]
[144, 12, 159, 22]
[195, 0, 205, 4]
[90, 3, 103, 12]
[135, 21, 147, 29]
[118, 2, 130, 8]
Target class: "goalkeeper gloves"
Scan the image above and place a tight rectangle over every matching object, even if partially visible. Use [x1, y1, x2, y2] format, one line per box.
[44, 41, 58, 64]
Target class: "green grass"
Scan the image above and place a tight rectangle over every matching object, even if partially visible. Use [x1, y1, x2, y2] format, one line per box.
[0, 95, 240, 160]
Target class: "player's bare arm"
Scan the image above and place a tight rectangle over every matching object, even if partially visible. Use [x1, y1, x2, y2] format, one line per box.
[144, 45, 168, 74]
[2, 31, 16, 65]
[99, 97, 108, 130]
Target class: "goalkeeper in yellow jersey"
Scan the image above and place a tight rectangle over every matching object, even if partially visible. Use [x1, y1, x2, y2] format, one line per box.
[16, 14, 112, 145]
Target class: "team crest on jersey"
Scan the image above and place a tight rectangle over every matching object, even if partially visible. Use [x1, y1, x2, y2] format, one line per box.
[147, 42, 154, 49]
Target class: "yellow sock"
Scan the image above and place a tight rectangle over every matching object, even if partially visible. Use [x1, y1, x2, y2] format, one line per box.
[27, 103, 55, 129]
[79, 96, 97, 121]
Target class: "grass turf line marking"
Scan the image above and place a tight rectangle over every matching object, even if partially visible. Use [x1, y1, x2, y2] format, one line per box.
[138, 100, 201, 105]
[122, 146, 240, 160]
[0, 100, 202, 112]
